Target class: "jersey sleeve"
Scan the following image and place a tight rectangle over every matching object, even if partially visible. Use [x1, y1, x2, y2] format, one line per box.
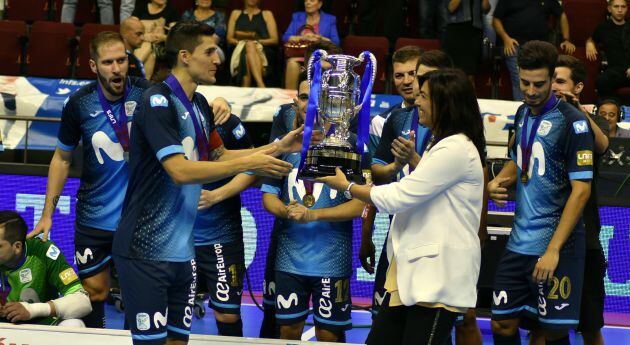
[564, 114, 595, 180]
[44, 242, 83, 296]
[139, 90, 186, 162]
[261, 176, 283, 195]
[56, 98, 81, 151]
[269, 105, 292, 143]
[224, 115, 254, 149]
[372, 115, 396, 166]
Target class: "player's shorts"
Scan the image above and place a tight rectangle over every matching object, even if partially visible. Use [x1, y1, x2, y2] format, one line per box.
[262, 228, 279, 310]
[195, 241, 245, 314]
[577, 248, 606, 333]
[74, 224, 114, 279]
[371, 238, 389, 318]
[275, 271, 352, 332]
[113, 255, 196, 345]
[491, 242, 585, 331]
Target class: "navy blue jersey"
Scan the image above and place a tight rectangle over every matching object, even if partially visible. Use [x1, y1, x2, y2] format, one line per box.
[368, 102, 403, 160]
[261, 153, 354, 277]
[269, 103, 360, 143]
[372, 106, 432, 182]
[193, 115, 253, 246]
[57, 77, 150, 231]
[508, 100, 594, 256]
[113, 82, 222, 262]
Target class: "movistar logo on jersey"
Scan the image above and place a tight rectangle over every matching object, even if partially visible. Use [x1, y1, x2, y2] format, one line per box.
[150, 94, 168, 108]
[233, 124, 246, 140]
[573, 120, 589, 134]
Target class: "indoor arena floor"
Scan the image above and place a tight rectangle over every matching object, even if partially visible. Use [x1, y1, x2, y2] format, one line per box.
[104, 302, 630, 344]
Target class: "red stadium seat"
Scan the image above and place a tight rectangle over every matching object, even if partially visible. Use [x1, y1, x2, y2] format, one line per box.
[0, 21, 28, 76]
[563, 0, 608, 46]
[76, 23, 120, 79]
[342, 35, 389, 93]
[474, 58, 514, 100]
[26, 21, 77, 78]
[572, 47, 601, 104]
[394, 37, 440, 52]
[5, 0, 50, 22]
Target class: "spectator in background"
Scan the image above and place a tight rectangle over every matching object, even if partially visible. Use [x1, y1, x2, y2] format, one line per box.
[121, 17, 151, 79]
[182, 0, 227, 46]
[586, 0, 630, 98]
[599, 99, 630, 137]
[61, 0, 114, 24]
[492, 0, 575, 100]
[120, 0, 136, 22]
[419, 0, 448, 39]
[283, 0, 340, 90]
[227, 0, 279, 87]
[131, 0, 178, 80]
[443, 0, 491, 84]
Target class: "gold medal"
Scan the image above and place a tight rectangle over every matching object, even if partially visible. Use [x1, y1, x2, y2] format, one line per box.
[521, 172, 528, 184]
[303, 194, 315, 208]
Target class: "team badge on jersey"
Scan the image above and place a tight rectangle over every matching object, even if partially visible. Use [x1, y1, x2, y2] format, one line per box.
[125, 101, 137, 116]
[537, 120, 553, 136]
[46, 244, 60, 261]
[19, 268, 32, 283]
[59, 268, 78, 285]
[572, 120, 589, 134]
[150, 94, 168, 108]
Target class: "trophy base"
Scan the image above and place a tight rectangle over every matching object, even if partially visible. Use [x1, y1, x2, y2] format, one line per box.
[298, 145, 365, 183]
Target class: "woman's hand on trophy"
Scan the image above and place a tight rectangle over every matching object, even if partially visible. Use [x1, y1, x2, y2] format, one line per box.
[286, 200, 316, 223]
[316, 167, 350, 192]
[391, 131, 421, 168]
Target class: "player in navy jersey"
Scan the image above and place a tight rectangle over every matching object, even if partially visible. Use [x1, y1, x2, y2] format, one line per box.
[111, 21, 303, 345]
[28, 32, 150, 328]
[193, 114, 256, 337]
[488, 41, 593, 345]
[261, 75, 365, 342]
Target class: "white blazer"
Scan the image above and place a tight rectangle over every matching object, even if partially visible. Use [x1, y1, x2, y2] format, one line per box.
[370, 133, 483, 308]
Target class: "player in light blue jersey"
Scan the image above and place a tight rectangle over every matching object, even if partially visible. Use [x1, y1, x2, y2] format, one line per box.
[111, 21, 303, 345]
[29, 32, 150, 328]
[488, 41, 593, 345]
[261, 76, 364, 343]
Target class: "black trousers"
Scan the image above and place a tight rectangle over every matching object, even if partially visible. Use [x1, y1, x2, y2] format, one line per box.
[366, 295, 458, 345]
[596, 67, 630, 98]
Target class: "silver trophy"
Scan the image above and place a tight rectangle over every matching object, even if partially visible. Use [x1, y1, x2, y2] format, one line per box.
[298, 49, 377, 183]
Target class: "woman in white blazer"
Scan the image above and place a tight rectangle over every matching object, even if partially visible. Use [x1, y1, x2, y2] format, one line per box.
[319, 69, 486, 345]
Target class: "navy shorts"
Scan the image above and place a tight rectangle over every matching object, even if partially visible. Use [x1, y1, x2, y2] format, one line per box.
[74, 224, 114, 279]
[275, 271, 352, 332]
[371, 236, 389, 318]
[262, 229, 279, 310]
[491, 245, 585, 330]
[195, 241, 245, 314]
[113, 255, 197, 345]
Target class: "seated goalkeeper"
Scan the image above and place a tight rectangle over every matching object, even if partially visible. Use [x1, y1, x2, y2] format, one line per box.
[0, 211, 91, 326]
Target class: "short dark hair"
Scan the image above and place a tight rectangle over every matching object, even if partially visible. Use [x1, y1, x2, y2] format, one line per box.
[517, 40, 558, 77]
[297, 71, 308, 90]
[417, 50, 453, 70]
[90, 31, 125, 60]
[304, 40, 343, 62]
[417, 69, 486, 162]
[556, 55, 587, 85]
[392, 45, 424, 64]
[165, 20, 216, 69]
[0, 211, 27, 245]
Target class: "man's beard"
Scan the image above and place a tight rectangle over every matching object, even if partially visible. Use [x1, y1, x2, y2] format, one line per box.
[97, 72, 125, 97]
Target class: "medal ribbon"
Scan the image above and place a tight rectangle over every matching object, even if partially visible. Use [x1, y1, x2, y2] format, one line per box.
[96, 77, 131, 151]
[520, 95, 558, 182]
[165, 74, 210, 161]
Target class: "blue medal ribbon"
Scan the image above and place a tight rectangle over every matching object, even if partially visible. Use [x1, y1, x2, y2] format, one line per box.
[520, 95, 558, 183]
[298, 51, 324, 171]
[356, 51, 375, 156]
[96, 78, 131, 152]
[164, 74, 209, 161]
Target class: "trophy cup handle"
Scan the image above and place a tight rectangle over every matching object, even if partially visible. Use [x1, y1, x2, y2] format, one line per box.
[306, 49, 329, 84]
[354, 52, 377, 113]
